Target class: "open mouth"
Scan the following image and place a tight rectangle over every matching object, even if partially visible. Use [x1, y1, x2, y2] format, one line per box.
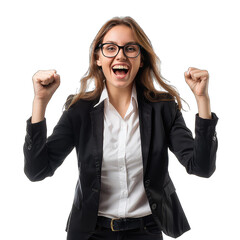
[112, 68, 129, 75]
[112, 65, 129, 78]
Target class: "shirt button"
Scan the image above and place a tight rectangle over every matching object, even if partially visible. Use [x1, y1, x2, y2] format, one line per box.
[151, 203, 157, 210]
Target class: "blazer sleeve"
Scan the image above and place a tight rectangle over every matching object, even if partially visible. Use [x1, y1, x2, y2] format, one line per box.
[168, 105, 219, 178]
[23, 110, 74, 182]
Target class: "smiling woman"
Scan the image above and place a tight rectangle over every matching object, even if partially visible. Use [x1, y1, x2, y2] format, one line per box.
[65, 16, 183, 111]
[96, 25, 143, 99]
[24, 16, 218, 240]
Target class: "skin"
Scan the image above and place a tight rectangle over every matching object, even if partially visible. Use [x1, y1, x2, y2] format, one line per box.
[31, 27, 212, 123]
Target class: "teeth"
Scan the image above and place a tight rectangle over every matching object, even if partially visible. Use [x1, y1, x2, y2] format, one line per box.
[112, 65, 129, 70]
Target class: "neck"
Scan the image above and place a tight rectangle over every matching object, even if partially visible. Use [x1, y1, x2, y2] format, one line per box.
[106, 82, 133, 118]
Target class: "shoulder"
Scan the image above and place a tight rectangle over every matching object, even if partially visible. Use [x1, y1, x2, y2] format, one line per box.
[136, 83, 175, 105]
[63, 94, 99, 119]
[65, 93, 99, 110]
[142, 91, 177, 109]
[64, 94, 75, 109]
[140, 92, 179, 124]
[150, 91, 175, 101]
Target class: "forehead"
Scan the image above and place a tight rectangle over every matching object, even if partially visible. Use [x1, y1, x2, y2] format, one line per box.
[103, 25, 136, 44]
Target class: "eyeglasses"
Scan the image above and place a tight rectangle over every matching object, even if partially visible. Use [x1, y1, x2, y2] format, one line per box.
[97, 43, 141, 58]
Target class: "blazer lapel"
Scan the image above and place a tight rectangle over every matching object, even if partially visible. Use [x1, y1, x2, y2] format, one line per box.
[90, 102, 104, 184]
[137, 94, 152, 176]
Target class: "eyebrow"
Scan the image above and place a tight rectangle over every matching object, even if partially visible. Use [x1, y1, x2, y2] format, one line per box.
[105, 41, 138, 45]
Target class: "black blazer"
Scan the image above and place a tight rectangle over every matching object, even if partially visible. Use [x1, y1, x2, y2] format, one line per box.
[24, 85, 218, 240]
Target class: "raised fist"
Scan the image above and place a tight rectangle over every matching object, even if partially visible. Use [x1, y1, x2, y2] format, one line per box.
[32, 69, 60, 103]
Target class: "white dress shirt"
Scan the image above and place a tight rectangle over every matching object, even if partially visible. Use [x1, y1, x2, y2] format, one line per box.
[95, 83, 152, 219]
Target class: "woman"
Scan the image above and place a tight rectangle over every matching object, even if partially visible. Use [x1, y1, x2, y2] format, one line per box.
[24, 16, 218, 240]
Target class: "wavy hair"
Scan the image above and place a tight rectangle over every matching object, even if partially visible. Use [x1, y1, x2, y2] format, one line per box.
[66, 16, 184, 110]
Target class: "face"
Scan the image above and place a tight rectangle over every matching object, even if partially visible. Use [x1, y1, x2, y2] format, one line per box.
[96, 25, 143, 91]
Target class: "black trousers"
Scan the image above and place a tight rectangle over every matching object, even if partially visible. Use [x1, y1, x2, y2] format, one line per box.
[88, 221, 163, 240]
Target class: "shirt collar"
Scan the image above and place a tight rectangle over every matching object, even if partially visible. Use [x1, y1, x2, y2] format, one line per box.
[131, 83, 138, 108]
[94, 83, 109, 108]
[94, 82, 138, 108]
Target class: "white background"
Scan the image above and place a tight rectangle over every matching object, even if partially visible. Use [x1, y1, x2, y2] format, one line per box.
[0, 0, 239, 239]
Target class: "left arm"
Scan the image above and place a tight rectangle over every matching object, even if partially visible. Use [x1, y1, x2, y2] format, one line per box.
[168, 67, 219, 178]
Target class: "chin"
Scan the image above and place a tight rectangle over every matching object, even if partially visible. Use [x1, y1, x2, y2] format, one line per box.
[108, 79, 134, 90]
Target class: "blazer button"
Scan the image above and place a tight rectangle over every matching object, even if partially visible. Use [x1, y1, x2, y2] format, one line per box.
[213, 132, 217, 141]
[151, 203, 157, 210]
[145, 179, 150, 187]
[27, 133, 32, 143]
[27, 144, 32, 150]
[92, 188, 99, 193]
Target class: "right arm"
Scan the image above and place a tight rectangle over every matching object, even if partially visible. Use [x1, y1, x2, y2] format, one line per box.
[23, 70, 74, 181]
[31, 69, 60, 123]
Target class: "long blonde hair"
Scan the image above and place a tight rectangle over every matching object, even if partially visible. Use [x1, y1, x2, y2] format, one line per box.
[66, 16, 184, 110]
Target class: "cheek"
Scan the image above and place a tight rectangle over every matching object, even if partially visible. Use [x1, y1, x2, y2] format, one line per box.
[101, 59, 112, 69]
[132, 63, 141, 74]
[131, 58, 141, 73]
[102, 65, 111, 75]
[101, 61, 113, 77]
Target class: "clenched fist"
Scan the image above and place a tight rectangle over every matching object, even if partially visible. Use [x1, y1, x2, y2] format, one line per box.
[32, 69, 60, 104]
[184, 67, 209, 98]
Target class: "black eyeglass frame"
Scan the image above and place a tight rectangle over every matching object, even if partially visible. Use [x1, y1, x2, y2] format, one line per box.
[97, 43, 142, 58]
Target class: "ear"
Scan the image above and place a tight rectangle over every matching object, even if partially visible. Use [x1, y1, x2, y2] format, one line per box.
[140, 61, 143, 67]
[96, 59, 102, 67]
[95, 51, 102, 67]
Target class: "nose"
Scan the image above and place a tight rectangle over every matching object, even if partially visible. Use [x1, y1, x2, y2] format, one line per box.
[116, 47, 126, 60]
